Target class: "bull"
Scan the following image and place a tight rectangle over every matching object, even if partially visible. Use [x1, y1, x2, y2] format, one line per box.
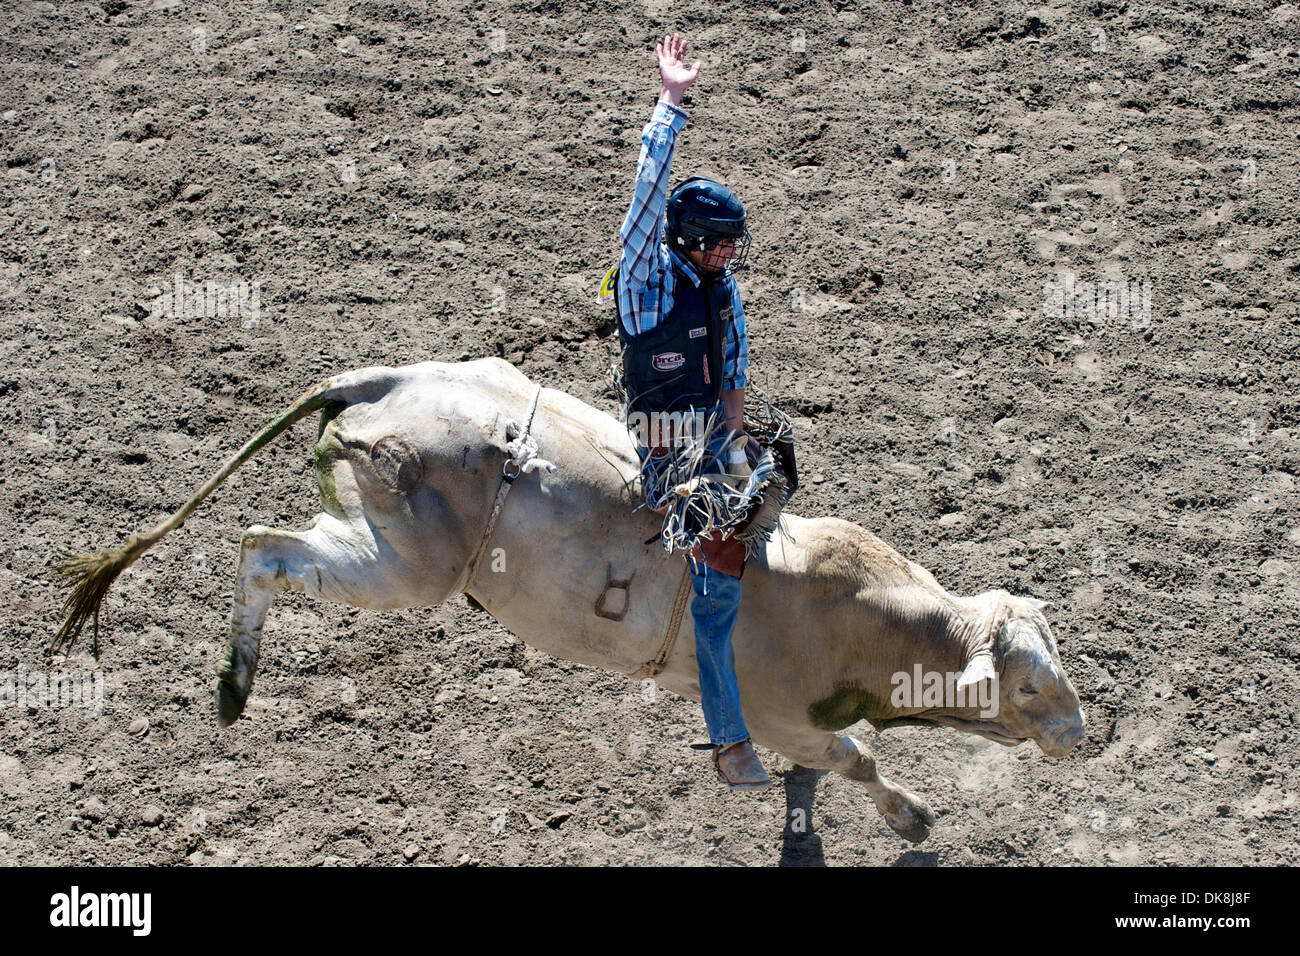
[54, 358, 1085, 843]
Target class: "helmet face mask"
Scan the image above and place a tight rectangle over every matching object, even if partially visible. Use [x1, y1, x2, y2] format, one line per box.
[691, 232, 750, 272]
[667, 177, 751, 272]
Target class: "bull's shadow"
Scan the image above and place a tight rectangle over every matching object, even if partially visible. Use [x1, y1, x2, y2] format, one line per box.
[779, 764, 827, 866]
[778, 764, 939, 867]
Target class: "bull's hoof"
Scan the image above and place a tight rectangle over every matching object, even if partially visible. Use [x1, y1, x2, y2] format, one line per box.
[883, 794, 936, 844]
[216, 679, 247, 728]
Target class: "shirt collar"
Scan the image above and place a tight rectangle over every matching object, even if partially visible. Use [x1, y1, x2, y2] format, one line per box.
[668, 246, 703, 287]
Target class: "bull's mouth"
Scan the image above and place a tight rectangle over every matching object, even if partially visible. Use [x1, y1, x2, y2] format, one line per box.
[928, 715, 1025, 746]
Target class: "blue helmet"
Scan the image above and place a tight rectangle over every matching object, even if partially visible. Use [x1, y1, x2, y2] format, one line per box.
[665, 177, 751, 270]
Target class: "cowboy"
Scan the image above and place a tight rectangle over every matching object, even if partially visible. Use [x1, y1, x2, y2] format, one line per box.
[614, 33, 770, 790]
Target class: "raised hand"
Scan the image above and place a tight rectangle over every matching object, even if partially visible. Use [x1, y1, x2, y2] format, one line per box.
[657, 33, 701, 106]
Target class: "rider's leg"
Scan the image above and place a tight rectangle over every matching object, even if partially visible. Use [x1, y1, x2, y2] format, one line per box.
[688, 559, 748, 747]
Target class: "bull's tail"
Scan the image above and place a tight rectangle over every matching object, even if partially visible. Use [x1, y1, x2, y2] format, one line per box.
[51, 366, 400, 658]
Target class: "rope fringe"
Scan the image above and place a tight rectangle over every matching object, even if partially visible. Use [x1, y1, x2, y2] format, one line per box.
[611, 366, 795, 560]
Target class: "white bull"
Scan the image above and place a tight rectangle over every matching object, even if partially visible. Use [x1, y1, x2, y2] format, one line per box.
[55, 358, 1085, 843]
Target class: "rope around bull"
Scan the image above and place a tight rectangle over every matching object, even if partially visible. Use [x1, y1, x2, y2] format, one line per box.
[456, 382, 555, 593]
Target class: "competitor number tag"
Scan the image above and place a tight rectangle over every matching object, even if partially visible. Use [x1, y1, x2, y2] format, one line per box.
[598, 265, 617, 304]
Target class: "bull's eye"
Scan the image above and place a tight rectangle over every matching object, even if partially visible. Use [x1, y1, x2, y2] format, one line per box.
[1018, 685, 1039, 696]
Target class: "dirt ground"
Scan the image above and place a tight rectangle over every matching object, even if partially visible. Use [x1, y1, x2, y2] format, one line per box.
[1, 0, 1297, 866]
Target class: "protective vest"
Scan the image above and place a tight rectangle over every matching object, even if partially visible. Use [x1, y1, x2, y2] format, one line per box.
[614, 262, 736, 418]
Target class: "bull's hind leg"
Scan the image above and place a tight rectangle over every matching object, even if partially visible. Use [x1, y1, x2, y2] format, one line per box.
[217, 513, 406, 726]
[763, 728, 936, 843]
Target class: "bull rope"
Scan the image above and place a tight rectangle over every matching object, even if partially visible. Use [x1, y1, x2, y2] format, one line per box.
[456, 382, 555, 594]
[628, 563, 692, 680]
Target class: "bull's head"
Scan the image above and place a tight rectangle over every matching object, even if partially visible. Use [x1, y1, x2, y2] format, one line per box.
[930, 591, 1086, 758]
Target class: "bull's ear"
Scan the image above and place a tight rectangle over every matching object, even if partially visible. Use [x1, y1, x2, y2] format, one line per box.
[956, 652, 996, 690]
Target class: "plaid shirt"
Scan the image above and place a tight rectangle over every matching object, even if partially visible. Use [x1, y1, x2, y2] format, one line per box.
[617, 101, 748, 393]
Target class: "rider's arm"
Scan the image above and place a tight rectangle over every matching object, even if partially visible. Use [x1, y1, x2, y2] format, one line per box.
[619, 34, 700, 337]
[723, 388, 746, 440]
[721, 279, 749, 436]
[617, 100, 687, 336]
[722, 280, 749, 392]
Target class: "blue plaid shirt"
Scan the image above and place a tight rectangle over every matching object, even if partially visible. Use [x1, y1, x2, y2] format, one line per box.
[617, 101, 748, 392]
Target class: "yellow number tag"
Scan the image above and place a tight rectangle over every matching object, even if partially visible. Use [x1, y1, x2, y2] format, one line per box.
[598, 265, 618, 303]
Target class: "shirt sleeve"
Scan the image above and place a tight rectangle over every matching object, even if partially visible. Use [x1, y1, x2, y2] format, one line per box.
[723, 278, 748, 391]
[618, 101, 687, 335]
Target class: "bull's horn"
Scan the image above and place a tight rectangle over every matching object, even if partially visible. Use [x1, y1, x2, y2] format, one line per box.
[956, 652, 996, 690]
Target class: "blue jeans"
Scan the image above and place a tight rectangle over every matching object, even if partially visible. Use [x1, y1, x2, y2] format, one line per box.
[688, 562, 750, 747]
[635, 429, 750, 748]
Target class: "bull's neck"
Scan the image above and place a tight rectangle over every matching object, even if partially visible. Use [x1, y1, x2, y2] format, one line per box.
[874, 590, 961, 670]
[856, 587, 989, 719]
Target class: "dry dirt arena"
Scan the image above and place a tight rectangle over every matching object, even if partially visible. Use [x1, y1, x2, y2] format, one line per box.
[1, 0, 1297, 866]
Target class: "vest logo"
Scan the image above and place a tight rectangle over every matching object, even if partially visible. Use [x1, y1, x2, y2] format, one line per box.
[652, 352, 685, 371]
[720, 306, 733, 323]
[688, 326, 707, 338]
[702, 354, 710, 385]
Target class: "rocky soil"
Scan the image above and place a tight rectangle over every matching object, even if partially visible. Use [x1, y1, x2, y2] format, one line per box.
[0, 0, 1296, 864]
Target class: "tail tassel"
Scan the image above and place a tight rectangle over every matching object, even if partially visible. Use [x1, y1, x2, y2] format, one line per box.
[51, 535, 145, 659]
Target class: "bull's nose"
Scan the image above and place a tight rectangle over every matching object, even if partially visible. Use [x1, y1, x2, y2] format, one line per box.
[1055, 717, 1086, 751]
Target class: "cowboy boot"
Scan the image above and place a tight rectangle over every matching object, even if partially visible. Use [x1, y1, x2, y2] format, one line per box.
[713, 738, 771, 790]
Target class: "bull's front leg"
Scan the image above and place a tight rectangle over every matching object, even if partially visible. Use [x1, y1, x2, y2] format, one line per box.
[760, 727, 936, 843]
[829, 735, 936, 844]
